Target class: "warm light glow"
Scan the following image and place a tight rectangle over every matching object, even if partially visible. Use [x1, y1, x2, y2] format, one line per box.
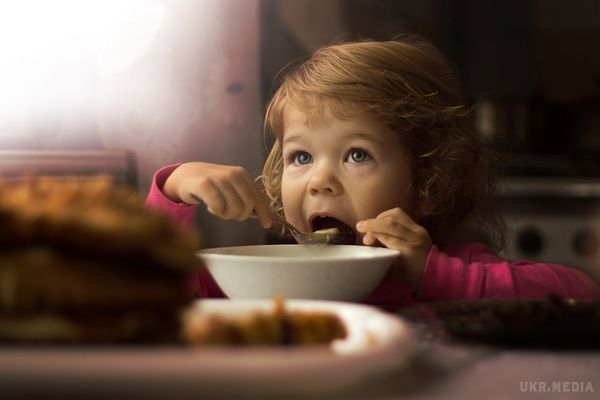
[0, 0, 164, 121]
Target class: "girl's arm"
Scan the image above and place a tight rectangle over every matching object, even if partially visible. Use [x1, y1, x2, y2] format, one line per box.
[145, 164, 197, 228]
[145, 164, 226, 299]
[145, 162, 272, 229]
[417, 243, 600, 301]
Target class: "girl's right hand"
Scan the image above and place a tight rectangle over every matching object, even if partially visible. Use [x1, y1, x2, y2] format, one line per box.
[163, 162, 272, 229]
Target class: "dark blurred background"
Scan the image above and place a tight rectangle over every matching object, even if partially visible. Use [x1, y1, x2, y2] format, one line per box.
[262, 0, 600, 158]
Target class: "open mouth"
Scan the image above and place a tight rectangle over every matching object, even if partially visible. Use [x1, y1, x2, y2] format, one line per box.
[310, 216, 357, 245]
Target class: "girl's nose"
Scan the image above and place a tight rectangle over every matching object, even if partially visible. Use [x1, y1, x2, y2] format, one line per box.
[307, 164, 343, 196]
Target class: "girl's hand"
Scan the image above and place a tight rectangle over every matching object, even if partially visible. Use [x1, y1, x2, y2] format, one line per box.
[163, 162, 272, 228]
[356, 207, 432, 289]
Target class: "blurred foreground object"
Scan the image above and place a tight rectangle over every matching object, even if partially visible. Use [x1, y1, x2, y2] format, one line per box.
[183, 297, 347, 346]
[401, 296, 600, 348]
[0, 176, 199, 343]
[0, 149, 137, 188]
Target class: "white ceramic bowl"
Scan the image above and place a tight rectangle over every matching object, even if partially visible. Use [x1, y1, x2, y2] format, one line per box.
[197, 244, 399, 302]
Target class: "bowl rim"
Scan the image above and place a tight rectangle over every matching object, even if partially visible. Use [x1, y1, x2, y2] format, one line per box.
[197, 244, 400, 263]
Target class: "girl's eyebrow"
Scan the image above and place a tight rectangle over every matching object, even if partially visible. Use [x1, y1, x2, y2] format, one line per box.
[346, 131, 387, 147]
[282, 131, 388, 147]
[282, 134, 305, 146]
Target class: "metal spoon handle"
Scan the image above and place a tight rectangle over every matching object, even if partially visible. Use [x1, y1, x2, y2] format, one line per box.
[269, 214, 304, 238]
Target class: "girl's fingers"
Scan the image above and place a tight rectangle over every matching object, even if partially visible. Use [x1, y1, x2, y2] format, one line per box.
[252, 196, 272, 228]
[217, 181, 246, 219]
[377, 207, 409, 217]
[367, 231, 407, 251]
[190, 175, 271, 227]
[186, 178, 225, 212]
[230, 178, 259, 219]
[375, 207, 419, 228]
[192, 178, 242, 219]
[357, 217, 420, 242]
[177, 163, 271, 227]
[230, 175, 271, 227]
[361, 230, 406, 249]
[362, 231, 377, 246]
[248, 177, 272, 229]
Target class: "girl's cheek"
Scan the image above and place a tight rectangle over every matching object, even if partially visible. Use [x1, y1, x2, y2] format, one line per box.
[281, 175, 303, 207]
[346, 163, 376, 177]
[283, 165, 310, 181]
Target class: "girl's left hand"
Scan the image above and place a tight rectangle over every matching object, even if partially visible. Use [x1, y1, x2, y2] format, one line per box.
[356, 207, 432, 289]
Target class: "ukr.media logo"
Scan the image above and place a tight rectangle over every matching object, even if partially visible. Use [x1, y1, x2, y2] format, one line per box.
[520, 381, 594, 393]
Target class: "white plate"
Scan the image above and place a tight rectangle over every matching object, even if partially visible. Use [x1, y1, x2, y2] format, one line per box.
[0, 299, 418, 398]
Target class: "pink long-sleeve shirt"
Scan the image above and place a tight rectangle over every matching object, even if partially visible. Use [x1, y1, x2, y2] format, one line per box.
[146, 165, 600, 306]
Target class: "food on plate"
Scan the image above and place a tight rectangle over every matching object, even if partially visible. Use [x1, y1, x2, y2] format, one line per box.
[183, 298, 348, 346]
[0, 176, 199, 343]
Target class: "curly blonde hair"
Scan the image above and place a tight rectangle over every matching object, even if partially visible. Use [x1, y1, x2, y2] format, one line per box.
[261, 35, 505, 249]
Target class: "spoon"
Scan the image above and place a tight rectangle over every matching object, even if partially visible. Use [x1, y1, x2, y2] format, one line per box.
[252, 212, 341, 245]
[271, 214, 341, 245]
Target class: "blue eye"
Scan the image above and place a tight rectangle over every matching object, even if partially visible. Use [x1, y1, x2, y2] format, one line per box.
[294, 151, 312, 165]
[346, 149, 372, 163]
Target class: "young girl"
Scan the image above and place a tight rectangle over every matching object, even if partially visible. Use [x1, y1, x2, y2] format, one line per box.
[146, 35, 600, 305]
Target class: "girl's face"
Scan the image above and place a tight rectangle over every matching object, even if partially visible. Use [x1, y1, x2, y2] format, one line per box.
[280, 106, 418, 244]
